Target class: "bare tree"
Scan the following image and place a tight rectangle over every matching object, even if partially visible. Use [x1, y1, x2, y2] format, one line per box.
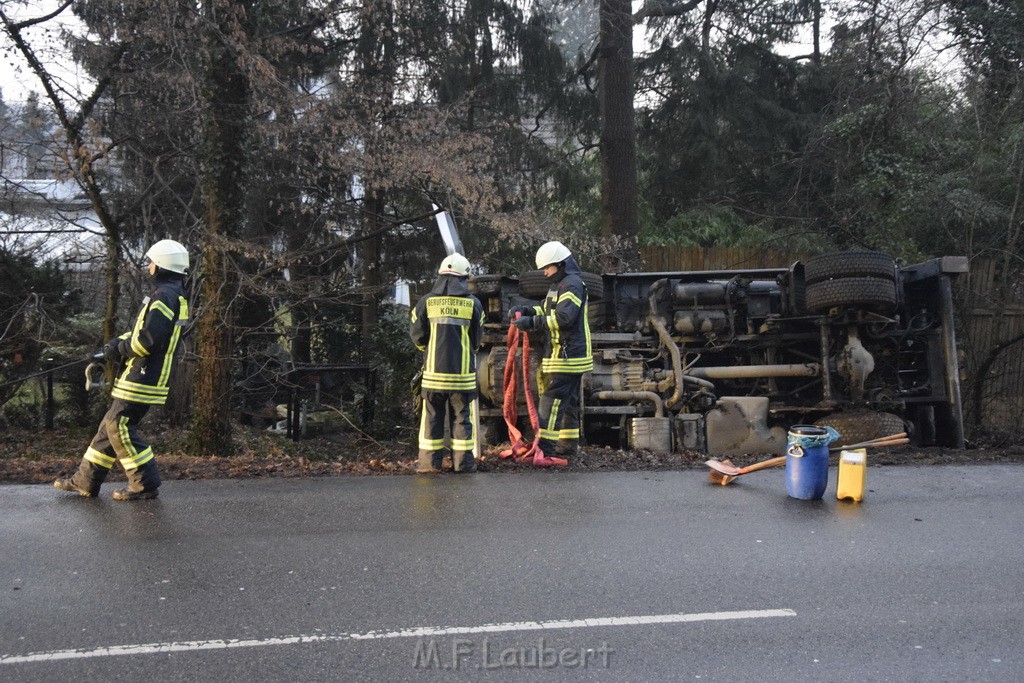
[0, 0, 126, 342]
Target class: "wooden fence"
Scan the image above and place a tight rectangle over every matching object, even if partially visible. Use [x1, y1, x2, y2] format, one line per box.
[956, 256, 1024, 431]
[639, 245, 805, 271]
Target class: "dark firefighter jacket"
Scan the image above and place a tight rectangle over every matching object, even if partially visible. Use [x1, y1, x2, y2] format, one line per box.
[410, 274, 485, 393]
[110, 272, 189, 405]
[528, 255, 593, 375]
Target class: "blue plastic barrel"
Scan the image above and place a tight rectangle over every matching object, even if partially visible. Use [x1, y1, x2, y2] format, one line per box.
[785, 425, 840, 500]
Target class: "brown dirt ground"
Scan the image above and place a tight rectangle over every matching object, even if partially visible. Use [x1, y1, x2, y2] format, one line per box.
[2, 423, 1023, 486]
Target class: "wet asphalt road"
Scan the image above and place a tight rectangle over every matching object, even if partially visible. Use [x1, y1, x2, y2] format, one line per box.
[1, 464, 1023, 681]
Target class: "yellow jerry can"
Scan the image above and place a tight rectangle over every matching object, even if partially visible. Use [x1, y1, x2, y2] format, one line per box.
[836, 448, 867, 502]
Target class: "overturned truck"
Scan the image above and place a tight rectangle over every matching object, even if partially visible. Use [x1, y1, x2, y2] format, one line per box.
[469, 252, 967, 456]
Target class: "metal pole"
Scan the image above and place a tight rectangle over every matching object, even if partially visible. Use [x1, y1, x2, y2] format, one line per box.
[938, 275, 966, 449]
[291, 390, 302, 442]
[45, 367, 55, 429]
[819, 319, 833, 400]
[472, 397, 481, 460]
[685, 363, 821, 379]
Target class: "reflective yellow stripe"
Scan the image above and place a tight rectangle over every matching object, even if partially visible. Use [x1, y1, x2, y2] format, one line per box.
[117, 416, 141, 458]
[120, 448, 153, 470]
[548, 399, 561, 430]
[541, 358, 594, 373]
[427, 321, 439, 375]
[159, 322, 182, 387]
[451, 438, 475, 451]
[558, 429, 579, 439]
[418, 402, 444, 450]
[129, 300, 150, 357]
[583, 301, 591, 358]
[109, 394, 164, 405]
[422, 372, 476, 391]
[151, 300, 175, 320]
[84, 447, 115, 469]
[112, 380, 170, 397]
[158, 297, 187, 388]
[540, 397, 564, 441]
[543, 308, 561, 353]
[110, 385, 169, 404]
[131, 338, 148, 357]
[557, 291, 582, 307]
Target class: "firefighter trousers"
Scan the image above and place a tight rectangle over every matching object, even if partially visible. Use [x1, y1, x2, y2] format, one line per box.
[68, 399, 161, 494]
[418, 390, 477, 472]
[537, 372, 582, 457]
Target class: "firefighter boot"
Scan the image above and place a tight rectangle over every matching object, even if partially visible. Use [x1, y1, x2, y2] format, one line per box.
[532, 439, 568, 468]
[53, 459, 108, 497]
[112, 460, 161, 501]
[416, 450, 445, 474]
[452, 451, 477, 473]
[555, 439, 580, 459]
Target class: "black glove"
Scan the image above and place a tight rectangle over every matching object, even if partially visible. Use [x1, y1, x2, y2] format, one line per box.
[91, 349, 106, 362]
[102, 339, 123, 363]
[512, 316, 535, 331]
[509, 305, 533, 320]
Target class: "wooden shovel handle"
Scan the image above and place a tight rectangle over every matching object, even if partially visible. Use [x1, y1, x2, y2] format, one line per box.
[738, 455, 787, 474]
[830, 432, 908, 451]
[832, 437, 909, 451]
[863, 437, 909, 448]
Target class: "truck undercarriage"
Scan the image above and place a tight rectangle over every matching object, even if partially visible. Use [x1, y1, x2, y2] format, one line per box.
[470, 252, 967, 456]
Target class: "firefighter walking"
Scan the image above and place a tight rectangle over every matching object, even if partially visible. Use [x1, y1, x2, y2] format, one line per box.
[55, 239, 190, 500]
[510, 241, 592, 462]
[410, 253, 485, 473]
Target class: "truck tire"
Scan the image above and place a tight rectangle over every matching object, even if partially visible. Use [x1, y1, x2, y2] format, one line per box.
[804, 251, 897, 285]
[581, 272, 605, 301]
[518, 270, 549, 298]
[588, 299, 608, 328]
[815, 410, 905, 447]
[468, 274, 504, 296]
[519, 270, 605, 301]
[805, 276, 897, 313]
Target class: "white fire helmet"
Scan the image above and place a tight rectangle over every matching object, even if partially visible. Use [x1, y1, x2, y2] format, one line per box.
[145, 239, 190, 274]
[535, 240, 572, 269]
[438, 253, 471, 276]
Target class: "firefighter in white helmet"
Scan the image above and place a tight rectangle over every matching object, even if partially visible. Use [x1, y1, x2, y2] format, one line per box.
[508, 240, 593, 462]
[409, 253, 486, 473]
[55, 239, 190, 500]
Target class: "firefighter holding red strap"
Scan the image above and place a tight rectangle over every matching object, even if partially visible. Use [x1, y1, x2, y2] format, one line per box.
[509, 241, 592, 464]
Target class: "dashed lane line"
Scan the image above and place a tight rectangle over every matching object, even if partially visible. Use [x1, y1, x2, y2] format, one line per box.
[0, 608, 796, 665]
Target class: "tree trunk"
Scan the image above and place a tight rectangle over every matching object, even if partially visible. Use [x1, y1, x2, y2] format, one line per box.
[598, 0, 639, 271]
[188, 0, 251, 456]
[359, 187, 385, 364]
[812, 0, 822, 65]
[355, 0, 394, 364]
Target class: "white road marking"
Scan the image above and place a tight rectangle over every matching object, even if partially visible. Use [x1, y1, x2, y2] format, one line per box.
[0, 608, 795, 665]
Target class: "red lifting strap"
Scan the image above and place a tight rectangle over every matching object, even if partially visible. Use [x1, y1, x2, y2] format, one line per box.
[499, 315, 567, 467]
